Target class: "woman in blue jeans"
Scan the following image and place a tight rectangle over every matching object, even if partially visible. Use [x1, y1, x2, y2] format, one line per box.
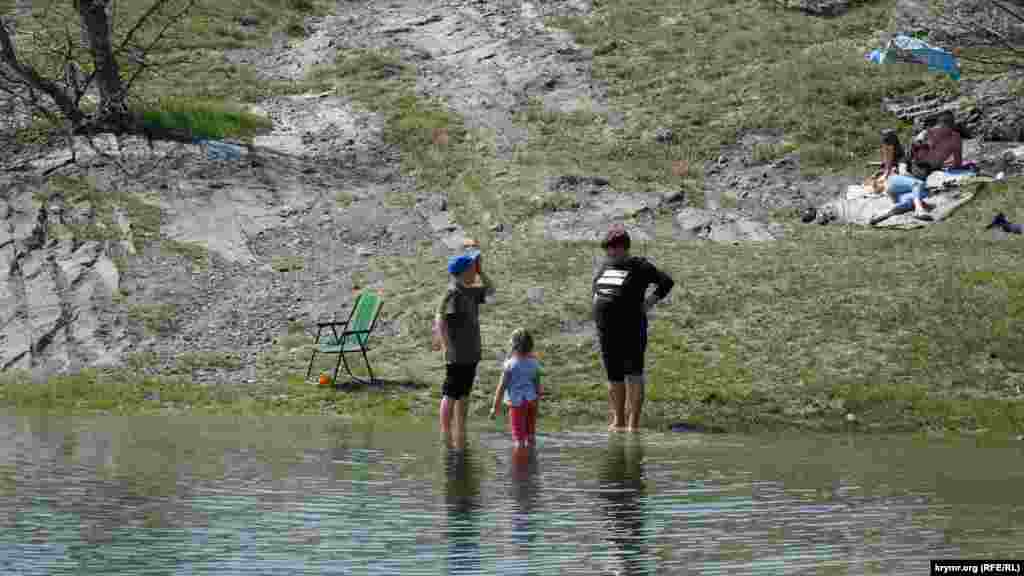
[870, 131, 935, 226]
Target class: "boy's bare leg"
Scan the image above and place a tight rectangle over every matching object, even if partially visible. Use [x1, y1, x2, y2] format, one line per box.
[625, 373, 645, 431]
[440, 397, 453, 447]
[608, 381, 627, 430]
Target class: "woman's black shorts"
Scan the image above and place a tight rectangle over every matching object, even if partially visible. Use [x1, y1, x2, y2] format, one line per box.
[597, 316, 648, 382]
[443, 362, 479, 400]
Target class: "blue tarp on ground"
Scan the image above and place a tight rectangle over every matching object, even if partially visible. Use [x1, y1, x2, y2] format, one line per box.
[866, 34, 961, 80]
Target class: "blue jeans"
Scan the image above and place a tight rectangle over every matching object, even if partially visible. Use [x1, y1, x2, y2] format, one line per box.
[886, 175, 928, 211]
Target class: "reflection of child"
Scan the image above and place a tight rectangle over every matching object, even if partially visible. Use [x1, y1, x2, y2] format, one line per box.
[489, 329, 542, 447]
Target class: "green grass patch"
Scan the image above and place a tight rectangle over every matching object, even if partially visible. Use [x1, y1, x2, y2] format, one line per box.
[128, 303, 179, 335]
[530, 0, 967, 190]
[138, 98, 271, 142]
[309, 49, 484, 204]
[231, 178, 1024, 436]
[174, 352, 243, 373]
[271, 255, 305, 273]
[163, 239, 211, 269]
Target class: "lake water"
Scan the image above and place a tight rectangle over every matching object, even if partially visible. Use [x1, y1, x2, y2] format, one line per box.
[1, 414, 1022, 575]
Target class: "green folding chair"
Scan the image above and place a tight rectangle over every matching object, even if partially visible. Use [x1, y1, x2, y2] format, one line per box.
[306, 292, 384, 386]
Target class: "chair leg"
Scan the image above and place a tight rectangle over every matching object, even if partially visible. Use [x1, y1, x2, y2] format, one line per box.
[307, 328, 321, 380]
[306, 350, 317, 380]
[334, 353, 345, 388]
[361, 347, 375, 384]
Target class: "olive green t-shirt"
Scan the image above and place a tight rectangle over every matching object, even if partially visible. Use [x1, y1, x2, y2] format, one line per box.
[437, 281, 488, 365]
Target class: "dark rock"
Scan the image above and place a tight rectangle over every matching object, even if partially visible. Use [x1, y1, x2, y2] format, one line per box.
[893, 0, 1024, 45]
[781, 0, 850, 17]
[547, 175, 610, 193]
[654, 127, 676, 144]
[801, 206, 818, 223]
[238, 15, 259, 27]
[661, 189, 685, 205]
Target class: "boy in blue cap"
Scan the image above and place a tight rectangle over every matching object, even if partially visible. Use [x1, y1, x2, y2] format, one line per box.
[432, 247, 496, 449]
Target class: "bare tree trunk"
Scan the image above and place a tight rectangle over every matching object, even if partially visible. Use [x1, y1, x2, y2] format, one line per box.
[77, 0, 126, 118]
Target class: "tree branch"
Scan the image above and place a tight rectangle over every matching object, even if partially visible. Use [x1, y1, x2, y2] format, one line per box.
[114, 0, 174, 60]
[121, 0, 199, 96]
[0, 17, 86, 124]
[991, 0, 1024, 28]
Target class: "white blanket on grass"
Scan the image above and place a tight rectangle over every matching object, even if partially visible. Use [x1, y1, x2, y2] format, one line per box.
[824, 170, 990, 229]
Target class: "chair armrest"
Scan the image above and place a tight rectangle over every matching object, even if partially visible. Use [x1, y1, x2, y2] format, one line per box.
[340, 329, 372, 336]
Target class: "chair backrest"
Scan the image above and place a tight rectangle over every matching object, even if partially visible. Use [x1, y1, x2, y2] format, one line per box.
[345, 292, 382, 347]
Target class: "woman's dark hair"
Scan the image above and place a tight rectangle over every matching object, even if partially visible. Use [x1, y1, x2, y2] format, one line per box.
[881, 129, 905, 162]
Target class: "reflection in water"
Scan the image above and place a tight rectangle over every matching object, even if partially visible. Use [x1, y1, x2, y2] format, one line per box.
[445, 448, 482, 575]
[3, 415, 1024, 575]
[599, 437, 654, 576]
[509, 446, 540, 575]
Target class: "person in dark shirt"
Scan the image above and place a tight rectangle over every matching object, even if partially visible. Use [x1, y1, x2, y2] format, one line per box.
[433, 249, 496, 449]
[592, 225, 674, 431]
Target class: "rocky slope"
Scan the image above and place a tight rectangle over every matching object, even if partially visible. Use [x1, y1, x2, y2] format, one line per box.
[1, 0, 1021, 382]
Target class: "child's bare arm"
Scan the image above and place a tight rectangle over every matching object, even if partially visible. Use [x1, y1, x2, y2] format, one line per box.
[490, 370, 509, 418]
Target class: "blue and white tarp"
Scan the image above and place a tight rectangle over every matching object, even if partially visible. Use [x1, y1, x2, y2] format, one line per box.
[865, 34, 961, 80]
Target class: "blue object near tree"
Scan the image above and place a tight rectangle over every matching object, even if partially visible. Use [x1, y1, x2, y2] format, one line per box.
[865, 34, 961, 81]
[200, 139, 243, 161]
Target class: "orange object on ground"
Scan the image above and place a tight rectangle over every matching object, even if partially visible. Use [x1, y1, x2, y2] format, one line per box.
[319, 374, 331, 386]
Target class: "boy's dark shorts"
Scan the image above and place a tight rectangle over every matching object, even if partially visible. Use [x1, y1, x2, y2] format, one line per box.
[443, 362, 479, 400]
[598, 316, 648, 382]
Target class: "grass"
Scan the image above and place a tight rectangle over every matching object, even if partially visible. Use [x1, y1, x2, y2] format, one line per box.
[271, 255, 305, 273]
[163, 240, 212, 270]
[6, 175, 1024, 434]
[138, 98, 272, 142]
[531, 0, 961, 193]
[309, 50, 482, 203]
[127, 303, 179, 335]
[269, 1, 1024, 435]
[174, 352, 243, 373]
[0, 368, 425, 420]
[5, 0, 1024, 438]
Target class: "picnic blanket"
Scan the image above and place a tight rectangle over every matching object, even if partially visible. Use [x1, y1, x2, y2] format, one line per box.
[822, 169, 987, 229]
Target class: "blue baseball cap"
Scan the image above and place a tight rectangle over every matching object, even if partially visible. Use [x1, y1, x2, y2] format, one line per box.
[447, 249, 480, 275]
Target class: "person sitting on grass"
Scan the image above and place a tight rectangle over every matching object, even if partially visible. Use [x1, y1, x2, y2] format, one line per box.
[870, 130, 935, 225]
[986, 213, 1023, 235]
[910, 110, 964, 177]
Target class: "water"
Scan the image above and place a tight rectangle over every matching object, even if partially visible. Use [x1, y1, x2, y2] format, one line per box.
[1, 414, 1023, 575]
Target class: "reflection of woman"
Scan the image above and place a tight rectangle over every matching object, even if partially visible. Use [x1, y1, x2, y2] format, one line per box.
[444, 447, 482, 575]
[598, 438, 654, 576]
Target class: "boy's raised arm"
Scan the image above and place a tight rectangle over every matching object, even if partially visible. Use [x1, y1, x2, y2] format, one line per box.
[479, 269, 496, 300]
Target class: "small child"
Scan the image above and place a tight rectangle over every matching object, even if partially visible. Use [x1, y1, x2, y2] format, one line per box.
[489, 329, 542, 447]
